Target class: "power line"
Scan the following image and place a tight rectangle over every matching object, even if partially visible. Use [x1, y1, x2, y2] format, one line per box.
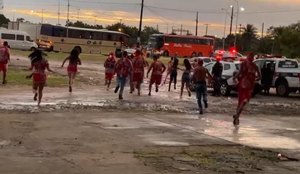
[145, 5, 224, 14]
[66, 0, 139, 6]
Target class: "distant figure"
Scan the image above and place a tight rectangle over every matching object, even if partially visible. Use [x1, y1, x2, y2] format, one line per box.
[211, 59, 223, 96]
[104, 52, 116, 90]
[131, 49, 146, 95]
[0, 41, 10, 84]
[61, 49, 82, 92]
[114, 51, 133, 100]
[261, 63, 273, 95]
[233, 52, 261, 125]
[192, 59, 213, 115]
[180, 59, 192, 98]
[26, 49, 54, 106]
[168, 53, 179, 91]
[147, 54, 166, 96]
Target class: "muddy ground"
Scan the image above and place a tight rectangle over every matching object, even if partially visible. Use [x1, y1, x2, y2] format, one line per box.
[0, 55, 299, 174]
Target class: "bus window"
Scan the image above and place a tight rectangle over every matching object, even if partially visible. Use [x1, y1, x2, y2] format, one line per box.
[107, 34, 112, 41]
[17, 35, 25, 41]
[68, 29, 81, 38]
[1, 33, 15, 40]
[41, 24, 53, 36]
[53, 26, 66, 37]
[94, 32, 103, 40]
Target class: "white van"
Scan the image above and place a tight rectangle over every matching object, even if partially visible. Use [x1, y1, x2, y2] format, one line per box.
[0, 29, 38, 50]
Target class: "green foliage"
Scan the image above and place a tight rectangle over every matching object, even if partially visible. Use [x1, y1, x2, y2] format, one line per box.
[0, 14, 10, 27]
[67, 21, 103, 29]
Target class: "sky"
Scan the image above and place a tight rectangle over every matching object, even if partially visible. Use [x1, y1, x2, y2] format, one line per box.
[2, 0, 300, 37]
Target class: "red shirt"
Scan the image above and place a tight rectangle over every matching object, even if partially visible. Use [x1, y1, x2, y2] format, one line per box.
[115, 58, 132, 78]
[150, 61, 166, 76]
[0, 47, 9, 64]
[31, 59, 49, 75]
[104, 57, 116, 73]
[132, 56, 145, 74]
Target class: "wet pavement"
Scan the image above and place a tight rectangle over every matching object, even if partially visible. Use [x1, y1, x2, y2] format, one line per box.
[0, 54, 299, 173]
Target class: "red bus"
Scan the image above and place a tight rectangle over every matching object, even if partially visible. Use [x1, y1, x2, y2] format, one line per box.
[148, 34, 214, 57]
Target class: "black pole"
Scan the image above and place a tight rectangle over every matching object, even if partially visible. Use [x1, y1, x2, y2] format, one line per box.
[261, 22, 264, 38]
[137, 0, 144, 45]
[195, 11, 199, 36]
[229, 6, 234, 35]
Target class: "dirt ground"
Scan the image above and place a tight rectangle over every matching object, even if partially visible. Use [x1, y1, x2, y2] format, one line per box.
[0, 54, 300, 174]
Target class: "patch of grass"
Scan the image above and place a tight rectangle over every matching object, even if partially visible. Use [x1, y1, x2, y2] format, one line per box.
[7, 66, 68, 87]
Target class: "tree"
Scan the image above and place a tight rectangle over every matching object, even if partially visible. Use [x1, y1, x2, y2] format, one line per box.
[0, 14, 10, 27]
[240, 24, 258, 52]
[67, 21, 103, 29]
[141, 26, 160, 45]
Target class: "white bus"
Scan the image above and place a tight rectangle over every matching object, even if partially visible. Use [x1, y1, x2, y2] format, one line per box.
[0, 29, 38, 50]
[38, 24, 129, 54]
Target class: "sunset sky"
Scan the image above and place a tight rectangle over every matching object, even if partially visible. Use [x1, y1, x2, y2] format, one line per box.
[2, 0, 300, 37]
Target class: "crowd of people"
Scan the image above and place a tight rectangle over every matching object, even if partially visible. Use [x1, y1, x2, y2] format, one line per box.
[0, 45, 261, 126]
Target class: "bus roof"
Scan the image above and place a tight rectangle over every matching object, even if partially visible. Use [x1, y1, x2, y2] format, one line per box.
[0, 28, 31, 36]
[41, 24, 129, 37]
[151, 33, 213, 39]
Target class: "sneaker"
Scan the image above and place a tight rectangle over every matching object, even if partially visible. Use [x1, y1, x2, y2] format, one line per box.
[155, 87, 159, 93]
[188, 91, 191, 97]
[119, 95, 123, 100]
[148, 92, 151, 96]
[199, 110, 203, 115]
[2, 80, 7, 84]
[69, 86, 72, 93]
[33, 93, 38, 101]
[204, 102, 208, 109]
[114, 86, 119, 93]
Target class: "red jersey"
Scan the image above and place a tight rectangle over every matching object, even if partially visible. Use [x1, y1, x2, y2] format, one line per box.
[31, 59, 49, 83]
[104, 57, 116, 74]
[132, 56, 145, 74]
[150, 61, 166, 76]
[0, 46, 9, 64]
[115, 58, 132, 78]
[238, 60, 257, 90]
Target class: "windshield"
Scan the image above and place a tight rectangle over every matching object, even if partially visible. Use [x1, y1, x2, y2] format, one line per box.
[26, 36, 33, 42]
[278, 60, 298, 68]
[149, 35, 164, 50]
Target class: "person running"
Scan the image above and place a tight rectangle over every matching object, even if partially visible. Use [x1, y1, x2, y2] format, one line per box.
[114, 51, 133, 100]
[0, 41, 10, 84]
[104, 52, 116, 90]
[131, 49, 146, 95]
[147, 54, 166, 96]
[61, 49, 82, 92]
[211, 58, 223, 96]
[192, 59, 213, 115]
[168, 53, 179, 91]
[180, 59, 192, 98]
[233, 52, 261, 125]
[163, 57, 174, 85]
[26, 49, 54, 106]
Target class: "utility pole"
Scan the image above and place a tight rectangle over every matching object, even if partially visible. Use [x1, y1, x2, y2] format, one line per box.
[67, 0, 70, 37]
[204, 24, 209, 35]
[77, 9, 80, 21]
[261, 22, 265, 38]
[229, 6, 234, 35]
[41, 9, 44, 24]
[195, 11, 199, 36]
[58, 0, 60, 25]
[180, 24, 183, 35]
[156, 24, 159, 31]
[137, 0, 144, 45]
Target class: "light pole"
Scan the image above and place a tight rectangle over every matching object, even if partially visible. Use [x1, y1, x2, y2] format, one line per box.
[221, 7, 230, 50]
[41, 9, 44, 23]
[204, 24, 210, 36]
[58, 0, 61, 25]
[233, 0, 244, 48]
[77, 9, 80, 21]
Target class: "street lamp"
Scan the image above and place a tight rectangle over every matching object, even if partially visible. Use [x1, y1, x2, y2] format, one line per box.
[221, 7, 231, 50]
[233, 0, 245, 48]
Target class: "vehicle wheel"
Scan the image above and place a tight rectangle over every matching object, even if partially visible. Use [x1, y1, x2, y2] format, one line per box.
[220, 81, 231, 96]
[191, 52, 196, 57]
[162, 51, 169, 57]
[276, 82, 290, 97]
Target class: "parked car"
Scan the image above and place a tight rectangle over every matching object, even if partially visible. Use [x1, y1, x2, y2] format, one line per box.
[254, 58, 300, 97]
[190, 57, 216, 66]
[0, 29, 38, 51]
